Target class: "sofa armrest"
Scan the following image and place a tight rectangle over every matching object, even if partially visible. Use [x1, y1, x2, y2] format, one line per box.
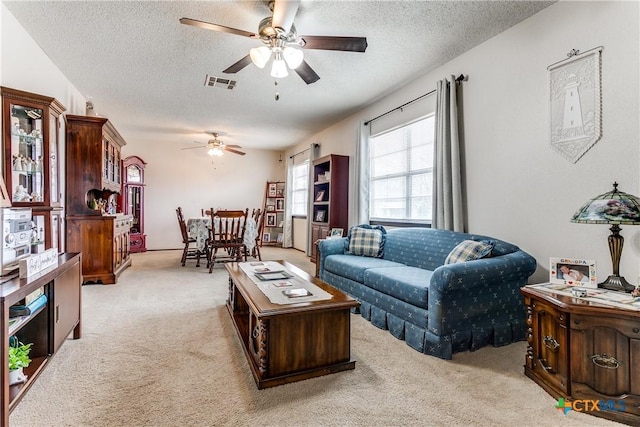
[428, 250, 537, 335]
[317, 238, 346, 278]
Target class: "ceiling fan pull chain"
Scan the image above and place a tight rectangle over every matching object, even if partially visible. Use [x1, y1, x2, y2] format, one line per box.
[274, 80, 280, 101]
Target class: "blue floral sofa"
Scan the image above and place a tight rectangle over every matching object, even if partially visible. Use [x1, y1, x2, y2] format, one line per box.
[317, 227, 537, 359]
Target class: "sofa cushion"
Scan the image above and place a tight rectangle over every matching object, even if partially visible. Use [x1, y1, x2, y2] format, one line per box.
[324, 254, 405, 283]
[363, 266, 432, 309]
[346, 224, 386, 257]
[444, 239, 495, 264]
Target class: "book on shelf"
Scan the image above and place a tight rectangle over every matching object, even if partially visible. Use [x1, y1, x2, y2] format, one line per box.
[25, 286, 44, 305]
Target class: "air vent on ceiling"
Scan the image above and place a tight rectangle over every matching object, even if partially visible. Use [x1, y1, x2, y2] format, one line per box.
[204, 75, 237, 90]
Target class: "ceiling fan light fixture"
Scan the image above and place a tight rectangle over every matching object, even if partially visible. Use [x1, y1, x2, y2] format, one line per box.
[208, 146, 224, 157]
[249, 46, 271, 68]
[270, 51, 288, 78]
[282, 46, 303, 69]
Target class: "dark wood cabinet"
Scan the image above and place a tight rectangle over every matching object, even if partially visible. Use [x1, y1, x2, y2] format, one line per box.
[1, 253, 81, 425]
[64, 115, 132, 284]
[1, 87, 66, 252]
[121, 156, 147, 253]
[310, 154, 349, 260]
[522, 285, 640, 425]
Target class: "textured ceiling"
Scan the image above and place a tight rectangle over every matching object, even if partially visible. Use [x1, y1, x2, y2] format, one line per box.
[3, 1, 555, 151]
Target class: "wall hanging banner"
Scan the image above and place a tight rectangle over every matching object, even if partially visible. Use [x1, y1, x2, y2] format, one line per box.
[548, 46, 603, 163]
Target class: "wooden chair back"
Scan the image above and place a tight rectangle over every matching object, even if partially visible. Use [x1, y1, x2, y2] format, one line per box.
[207, 208, 249, 272]
[176, 207, 189, 243]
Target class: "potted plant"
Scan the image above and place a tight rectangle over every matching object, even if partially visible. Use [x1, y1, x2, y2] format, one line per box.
[8, 341, 32, 385]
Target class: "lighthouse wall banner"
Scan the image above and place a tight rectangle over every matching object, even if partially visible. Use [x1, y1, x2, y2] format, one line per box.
[548, 46, 603, 163]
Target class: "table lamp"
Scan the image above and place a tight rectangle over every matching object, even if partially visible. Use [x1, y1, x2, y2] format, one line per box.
[571, 182, 640, 292]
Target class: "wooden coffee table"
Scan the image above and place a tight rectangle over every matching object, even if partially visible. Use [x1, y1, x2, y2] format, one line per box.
[225, 260, 360, 389]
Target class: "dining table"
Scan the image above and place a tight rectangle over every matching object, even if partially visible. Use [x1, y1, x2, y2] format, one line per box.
[187, 216, 258, 255]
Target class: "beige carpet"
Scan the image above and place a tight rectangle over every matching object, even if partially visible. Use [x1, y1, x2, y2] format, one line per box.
[10, 248, 621, 427]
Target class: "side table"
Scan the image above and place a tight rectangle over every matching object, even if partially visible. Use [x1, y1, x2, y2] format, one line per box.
[521, 285, 640, 425]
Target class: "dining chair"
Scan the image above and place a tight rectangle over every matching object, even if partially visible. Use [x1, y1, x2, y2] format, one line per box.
[207, 208, 249, 273]
[176, 207, 205, 267]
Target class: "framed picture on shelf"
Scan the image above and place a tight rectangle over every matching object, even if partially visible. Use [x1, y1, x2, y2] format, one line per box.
[0, 177, 10, 207]
[549, 257, 597, 287]
[268, 183, 277, 197]
[262, 233, 270, 243]
[275, 198, 285, 211]
[314, 210, 326, 222]
[315, 190, 325, 202]
[277, 233, 284, 243]
[266, 213, 277, 227]
[266, 205, 275, 211]
[276, 189, 284, 197]
[330, 228, 344, 238]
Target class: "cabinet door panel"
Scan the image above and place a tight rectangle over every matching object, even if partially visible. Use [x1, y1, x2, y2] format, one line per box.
[532, 299, 568, 392]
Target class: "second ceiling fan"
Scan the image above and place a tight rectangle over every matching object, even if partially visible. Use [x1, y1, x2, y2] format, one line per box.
[180, 0, 368, 84]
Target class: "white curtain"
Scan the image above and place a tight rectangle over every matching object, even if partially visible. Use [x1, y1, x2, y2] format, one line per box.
[355, 121, 371, 225]
[282, 155, 294, 248]
[432, 75, 464, 231]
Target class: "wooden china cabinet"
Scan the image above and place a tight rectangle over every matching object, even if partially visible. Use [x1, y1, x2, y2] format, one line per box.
[1, 87, 66, 252]
[121, 156, 147, 252]
[64, 115, 132, 284]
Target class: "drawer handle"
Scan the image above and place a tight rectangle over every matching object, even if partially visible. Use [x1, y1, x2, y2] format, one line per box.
[591, 353, 620, 369]
[252, 326, 259, 339]
[543, 335, 559, 350]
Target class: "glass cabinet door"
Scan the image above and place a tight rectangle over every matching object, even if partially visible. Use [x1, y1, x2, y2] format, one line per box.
[9, 103, 45, 204]
[49, 111, 59, 204]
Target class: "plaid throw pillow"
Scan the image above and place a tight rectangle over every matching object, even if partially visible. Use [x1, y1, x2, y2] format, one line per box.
[347, 225, 386, 257]
[445, 240, 495, 264]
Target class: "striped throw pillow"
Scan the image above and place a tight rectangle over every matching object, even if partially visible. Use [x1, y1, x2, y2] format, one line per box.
[347, 226, 385, 257]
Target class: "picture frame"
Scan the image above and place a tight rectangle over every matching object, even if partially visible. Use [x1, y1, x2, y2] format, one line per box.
[315, 190, 325, 202]
[314, 210, 326, 222]
[265, 213, 277, 227]
[268, 183, 277, 197]
[550, 257, 597, 287]
[0, 177, 11, 208]
[275, 198, 285, 211]
[262, 232, 270, 243]
[330, 228, 344, 238]
[277, 233, 284, 243]
[266, 205, 275, 212]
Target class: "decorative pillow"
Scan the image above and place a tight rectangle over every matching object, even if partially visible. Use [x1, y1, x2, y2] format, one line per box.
[345, 224, 386, 258]
[444, 239, 495, 264]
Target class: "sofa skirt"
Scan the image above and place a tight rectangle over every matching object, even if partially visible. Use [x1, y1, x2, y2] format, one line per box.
[322, 271, 526, 360]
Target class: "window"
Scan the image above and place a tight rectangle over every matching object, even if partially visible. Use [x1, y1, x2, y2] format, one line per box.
[291, 160, 309, 216]
[369, 115, 434, 224]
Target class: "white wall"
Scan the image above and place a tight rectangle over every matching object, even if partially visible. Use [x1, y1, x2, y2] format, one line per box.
[1, 3, 285, 251]
[287, 1, 640, 284]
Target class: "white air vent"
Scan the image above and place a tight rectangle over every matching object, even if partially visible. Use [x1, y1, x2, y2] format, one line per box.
[204, 75, 237, 90]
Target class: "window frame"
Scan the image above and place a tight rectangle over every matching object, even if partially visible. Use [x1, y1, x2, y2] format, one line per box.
[290, 159, 309, 218]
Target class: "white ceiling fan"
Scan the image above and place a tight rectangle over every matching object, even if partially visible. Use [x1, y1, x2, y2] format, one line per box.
[181, 132, 246, 157]
[179, 0, 368, 84]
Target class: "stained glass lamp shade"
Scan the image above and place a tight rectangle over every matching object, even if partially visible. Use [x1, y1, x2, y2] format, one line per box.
[571, 182, 640, 292]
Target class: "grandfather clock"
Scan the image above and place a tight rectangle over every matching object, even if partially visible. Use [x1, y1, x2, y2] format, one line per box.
[121, 156, 147, 252]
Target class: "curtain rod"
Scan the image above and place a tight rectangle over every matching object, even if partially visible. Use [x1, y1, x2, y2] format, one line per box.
[289, 143, 319, 159]
[364, 74, 466, 126]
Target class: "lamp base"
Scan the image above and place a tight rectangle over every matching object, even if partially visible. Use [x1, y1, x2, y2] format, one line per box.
[598, 275, 636, 293]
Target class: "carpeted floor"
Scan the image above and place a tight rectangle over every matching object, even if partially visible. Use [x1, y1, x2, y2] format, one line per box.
[9, 248, 621, 426]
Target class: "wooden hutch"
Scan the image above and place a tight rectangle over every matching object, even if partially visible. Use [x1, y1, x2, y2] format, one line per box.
[64, 115, 132, 284]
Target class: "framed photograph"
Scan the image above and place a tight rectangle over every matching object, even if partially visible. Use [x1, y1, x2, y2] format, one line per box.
[262, 233, 270, 243]
[550, 257, 597, 287]
[275, 198, 285, 211]
[265, 213, 277, 227]
[277, 233, 284, 243]
[268, 183, 277, 197]
[266, 205, 275, 211]
[330, 228, 344, 238]
[315, 190, 325, 202]
[314, 210, 326, 222]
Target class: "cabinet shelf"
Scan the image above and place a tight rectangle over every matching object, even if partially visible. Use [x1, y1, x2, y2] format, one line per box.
[8, 303, 47, 336]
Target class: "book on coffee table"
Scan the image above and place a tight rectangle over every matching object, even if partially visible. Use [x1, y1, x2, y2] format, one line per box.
[282, 288, 312, 298]
[254, 270, 294, 281]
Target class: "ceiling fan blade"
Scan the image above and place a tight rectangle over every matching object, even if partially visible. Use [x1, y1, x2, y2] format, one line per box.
[181, 146, 206, 150]
[223, 55, 252, 74]
[300, 36, 368, 52]
[225, 144, 242, 148]
[271, 0, 300, 33]
[294, 60, 320, 85]
[225, 147, 246, 156]
[179, 18, 256, 38]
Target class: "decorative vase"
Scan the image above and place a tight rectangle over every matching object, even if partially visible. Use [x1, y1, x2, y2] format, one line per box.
[9, 367, 27, 385]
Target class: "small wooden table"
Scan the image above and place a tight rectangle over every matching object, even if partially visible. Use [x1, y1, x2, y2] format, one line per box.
[225, 260, 359, 389]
